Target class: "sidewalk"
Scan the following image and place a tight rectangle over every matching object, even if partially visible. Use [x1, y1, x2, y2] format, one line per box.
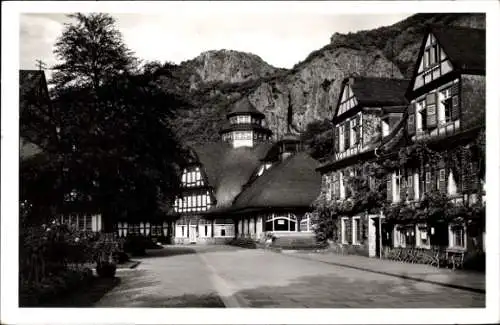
[279, 250, 485, 293]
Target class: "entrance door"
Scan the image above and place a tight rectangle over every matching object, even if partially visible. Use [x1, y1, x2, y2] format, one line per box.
[368, 216, 381, 257]
[189, 225, 197, 244]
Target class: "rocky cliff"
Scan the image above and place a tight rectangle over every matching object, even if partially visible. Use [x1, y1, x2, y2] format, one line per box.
[163, 13, 485, 145]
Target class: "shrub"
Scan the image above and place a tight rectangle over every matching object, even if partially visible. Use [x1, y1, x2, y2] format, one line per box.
[123, 235, 161, 256]
[463, 251, 485, 272]
[96, 261, 117, 278]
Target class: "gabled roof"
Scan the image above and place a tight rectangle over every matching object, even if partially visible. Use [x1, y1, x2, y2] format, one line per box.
[231, 152, 321, 211]
[431, 25, 485, 73]
[406, 25, 485, 97]
[334, 76, 409, 121]
[190, 142, 272, 209]
[227, 97, 265, 118]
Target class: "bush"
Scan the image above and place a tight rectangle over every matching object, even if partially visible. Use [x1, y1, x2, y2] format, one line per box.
[123, 235, 160, 256]
[112, 251, 130, 264]
[96, 261, 117, 278]
[463, 251, 485, 272]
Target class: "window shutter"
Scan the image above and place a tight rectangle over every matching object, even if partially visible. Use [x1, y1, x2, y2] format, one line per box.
[355, 115, 361, 144]
[408, 173, 414, 200]
[400, 171, 407, 201]
[426, 93, 437, 128]
[334, 127, 339, 153]
[344, 122, 350, 149]
[387, 173, 393, 202]
[407, 103, 416, 136]
[470, 162, 478, 192]
[431, 168, 438, 192]
[462, 170, 470, 193]
[451, 83, 460, 120]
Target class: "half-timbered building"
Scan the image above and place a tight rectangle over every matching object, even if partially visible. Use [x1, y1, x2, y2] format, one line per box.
[380, 25, 486, 255]
[171, 97, 321, 245]
[317, 76, 410, 257]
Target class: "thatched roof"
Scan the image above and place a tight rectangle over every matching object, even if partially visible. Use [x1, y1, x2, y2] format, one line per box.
[191, 142, 272, 209]
[431, 25, 485, 73]
[231, 152, 321, 211]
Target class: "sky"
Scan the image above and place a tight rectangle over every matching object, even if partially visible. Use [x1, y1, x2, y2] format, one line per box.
[20, 12, 412, 72]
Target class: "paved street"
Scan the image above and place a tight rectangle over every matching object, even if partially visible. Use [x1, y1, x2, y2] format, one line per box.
[95, 245, 485, 308]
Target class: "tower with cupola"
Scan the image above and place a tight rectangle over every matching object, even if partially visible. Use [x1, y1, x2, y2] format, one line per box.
[219, 97, 272, 148]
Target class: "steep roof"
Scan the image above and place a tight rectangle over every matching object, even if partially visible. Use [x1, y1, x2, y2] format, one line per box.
[231, 152, 321, 211]
[191, 142, 272, 209]
[227, 97, 265, 118]
[431, 25, 485, 73]
[350, 77, 410, 107]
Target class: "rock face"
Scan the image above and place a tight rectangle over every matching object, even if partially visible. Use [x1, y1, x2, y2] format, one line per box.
[181, 49, 284, 88]
[167, 13, 485, 144]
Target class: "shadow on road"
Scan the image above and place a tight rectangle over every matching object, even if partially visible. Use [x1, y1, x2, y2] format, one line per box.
[137, 245, 243, 259]
[36, 277, 122, 308]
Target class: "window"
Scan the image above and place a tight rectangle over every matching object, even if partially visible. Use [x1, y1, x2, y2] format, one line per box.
[341, 218, 349, 244]
[450, 225, 466, 248]
[416, 225, 430, 248]
[220, 228, 226, 237]
[352, 217, 362, 245]
[415, 100, 426, 131]
[395, 225, 416, 247]
[344, 121, 350, 149]
[439, 169, 446, 182]
[351, 119, 358, 144]
[300, 214, 311, 232]
[325, 175, 332, 201]
[338, 124, 344, 152]
[440, 87, 452, 124]
[394, 170, 401, 202]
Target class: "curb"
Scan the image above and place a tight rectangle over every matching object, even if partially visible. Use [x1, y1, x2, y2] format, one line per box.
[276, 251, 485, 294]
[91, 261, 141, 275]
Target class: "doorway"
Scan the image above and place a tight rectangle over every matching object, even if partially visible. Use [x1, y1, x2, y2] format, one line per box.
[189, 225, 197, 244]
[368, 216, 381, 258]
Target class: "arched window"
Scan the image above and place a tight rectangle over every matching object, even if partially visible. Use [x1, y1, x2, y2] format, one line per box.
[265, 213, 297, 232]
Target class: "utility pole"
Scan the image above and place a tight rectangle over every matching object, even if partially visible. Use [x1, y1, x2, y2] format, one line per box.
[35, 59, 47, 71]
[391, 43, 394, 78]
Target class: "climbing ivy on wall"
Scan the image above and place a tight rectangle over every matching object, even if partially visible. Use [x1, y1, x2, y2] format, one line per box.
[312, 127, 485, 243]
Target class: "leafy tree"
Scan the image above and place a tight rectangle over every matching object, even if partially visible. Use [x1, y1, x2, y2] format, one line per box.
[301, 119, 334, 160]
[51, 13, 137, 91]
[21, 13, 189, 230]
